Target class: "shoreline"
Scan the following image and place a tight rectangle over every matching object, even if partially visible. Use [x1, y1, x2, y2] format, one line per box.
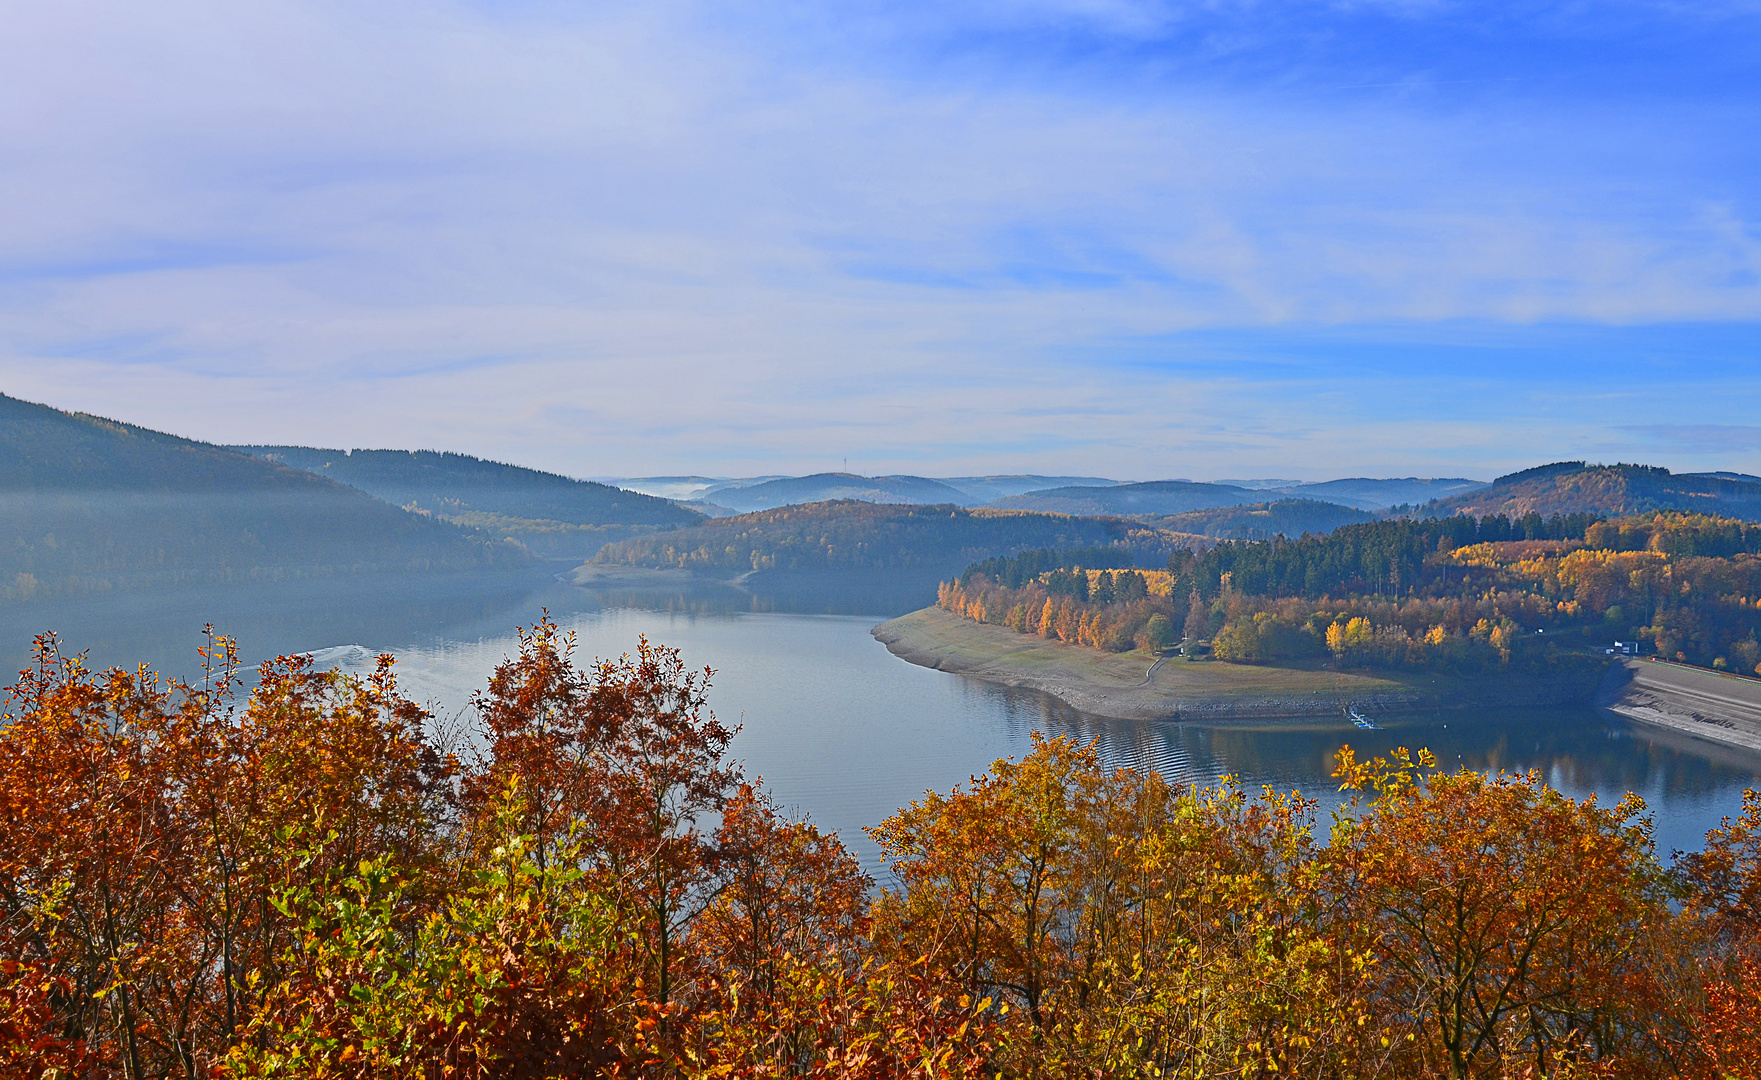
[872, 607, 1603, 723]
[1598, 658, 1761, 755]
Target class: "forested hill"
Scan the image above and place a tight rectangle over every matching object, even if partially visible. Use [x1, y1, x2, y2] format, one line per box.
[237, 446, 700, 527]
[1284, 476, 1484, 511]
[0, 395, 516, 603]
[1138, 498, 1373, 539]
[0, 396, 324, 493]
[590, 500, 1197, 577]
[703, 473, 971, 513]
[941, 510, 1761, 674]
[1421, 462, 1761, 520]
[991, 479, 1260, 516]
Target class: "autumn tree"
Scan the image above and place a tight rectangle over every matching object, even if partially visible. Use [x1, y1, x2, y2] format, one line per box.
[1677, 788, 1761, 1078]
[870, 735, 1386, 1077]
[1330, 746, 1684, 1078]
[0, 630, 450, 1078]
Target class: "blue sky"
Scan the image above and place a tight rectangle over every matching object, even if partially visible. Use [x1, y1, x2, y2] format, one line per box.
[0, 0, 1757, 480]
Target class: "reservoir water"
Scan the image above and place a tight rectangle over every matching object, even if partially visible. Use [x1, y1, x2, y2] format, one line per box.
[6, 568, 1757, 875]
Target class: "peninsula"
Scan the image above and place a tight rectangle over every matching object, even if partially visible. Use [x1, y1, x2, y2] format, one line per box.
[874, 607, 1602, 722]
[886, 504, 1761, 748]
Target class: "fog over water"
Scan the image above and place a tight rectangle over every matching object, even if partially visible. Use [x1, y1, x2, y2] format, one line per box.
[6, 568, 1755, 876]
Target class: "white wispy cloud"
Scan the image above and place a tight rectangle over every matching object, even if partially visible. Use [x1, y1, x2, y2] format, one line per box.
[0, 0, 1757, 477]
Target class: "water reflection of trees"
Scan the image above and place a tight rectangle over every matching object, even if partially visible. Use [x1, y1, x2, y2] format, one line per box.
[583, 571, 936, 619]
[947, 677, 1758, 834]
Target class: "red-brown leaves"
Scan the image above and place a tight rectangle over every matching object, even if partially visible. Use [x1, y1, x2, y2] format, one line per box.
[464, 621, 738, 1008]
[0, 958, 86, 1078]
[6, 618, 1760, 1078]
[0, 630, 450, 1078]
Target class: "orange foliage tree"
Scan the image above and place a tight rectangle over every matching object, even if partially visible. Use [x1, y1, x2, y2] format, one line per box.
[1329, 746, 1688, 1078]
[3, 620, 1760, 1078]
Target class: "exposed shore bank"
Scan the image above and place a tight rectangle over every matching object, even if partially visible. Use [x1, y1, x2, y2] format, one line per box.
[1600, 658, 1761, 755]
[873, 608, 1603, 723]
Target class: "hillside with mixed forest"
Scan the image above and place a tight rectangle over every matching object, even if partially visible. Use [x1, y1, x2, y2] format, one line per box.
[1138, 498, 1373, 538]
[236, 445, 701, 558]
[1421, 462, 1761, 520]
[0, 395, 516, 602]
[939, 509, 1761, 678]
[590, 500, 1196, 579]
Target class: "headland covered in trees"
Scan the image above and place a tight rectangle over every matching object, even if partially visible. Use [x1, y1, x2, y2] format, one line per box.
[881, 509, 1761, 745]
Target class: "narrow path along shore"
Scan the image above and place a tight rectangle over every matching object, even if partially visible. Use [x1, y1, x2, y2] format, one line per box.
[1139, 655, 1168, 687]
[1600, 658, 1761, 755]
[871, 608, 1602, 723]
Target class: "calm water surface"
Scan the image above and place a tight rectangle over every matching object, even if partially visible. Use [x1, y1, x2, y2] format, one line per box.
[8, 569, 1757, 875]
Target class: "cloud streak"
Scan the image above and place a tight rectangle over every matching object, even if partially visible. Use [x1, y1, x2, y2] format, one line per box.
[0, 0, 1757, 478]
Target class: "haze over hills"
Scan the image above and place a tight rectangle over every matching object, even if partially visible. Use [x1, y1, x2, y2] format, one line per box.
[704, 473, 971, 513]
[612, 473, 1124, 510]
[991, 479, 1263, 516]
[610, 475, 792, 502]
[1687, 472, 1761, 484]
[588, 500, 1198, 585]
[1000, 477, 1488, 515]
[938, 476, 1125, 503]
[13, 386, 1761, 609]
[234, 445, 700, 558]
[237, 446, 698, 528]
[611, 472, 1489, 515]
[1281, 477, 1486, 511]
[1423, 462, 1761, 521]
[0, 395, 515, 602]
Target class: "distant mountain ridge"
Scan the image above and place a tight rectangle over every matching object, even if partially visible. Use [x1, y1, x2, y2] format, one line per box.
[610, 472, 1480, 515]
[590, 500, 1198, 582]
[704, 473, 971, 513]
[940, 475, 1124, 503]
[1425, 463, 1761, 521]
[0, 395, 514, 602]
[1281, 477, 1485, 511]
[991, 480, 1261, 516]
[612, 473, 1124, 510]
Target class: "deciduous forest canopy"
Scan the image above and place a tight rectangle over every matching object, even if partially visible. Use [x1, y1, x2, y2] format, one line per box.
[941, 511, 1761, 675]
[2, 625, 1756, 1076]
[1423, 462, 1761, 520]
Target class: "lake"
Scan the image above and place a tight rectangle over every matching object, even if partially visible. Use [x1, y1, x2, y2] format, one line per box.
[5, 567, 1757, 875]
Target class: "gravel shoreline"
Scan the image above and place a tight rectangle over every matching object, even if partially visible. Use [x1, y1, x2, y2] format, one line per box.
[1599, 659, 1761, 755]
